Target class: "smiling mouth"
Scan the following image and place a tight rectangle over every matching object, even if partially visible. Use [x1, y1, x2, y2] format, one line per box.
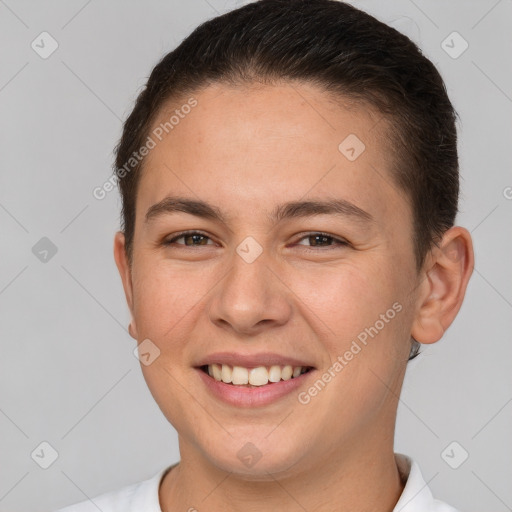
[200, 364, 313, 387]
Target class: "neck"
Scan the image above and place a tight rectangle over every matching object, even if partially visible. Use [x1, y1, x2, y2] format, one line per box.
[160, 438, 404, 512]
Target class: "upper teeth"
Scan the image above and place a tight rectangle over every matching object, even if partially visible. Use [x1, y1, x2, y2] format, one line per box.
[207, 364, 307, 386]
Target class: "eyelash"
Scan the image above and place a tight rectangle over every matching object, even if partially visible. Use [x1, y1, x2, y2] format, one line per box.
[163, 230, 349, 250]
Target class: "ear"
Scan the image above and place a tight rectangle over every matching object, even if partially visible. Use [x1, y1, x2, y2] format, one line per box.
[411, 226, 474, 344]
[113, 231, 138, 340]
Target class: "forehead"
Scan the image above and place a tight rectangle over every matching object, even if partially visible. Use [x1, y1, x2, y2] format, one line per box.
[149, 81, 386, 164]
[137, 81, 408, 227]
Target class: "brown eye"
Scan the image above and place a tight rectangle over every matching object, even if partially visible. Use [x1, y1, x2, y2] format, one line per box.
[164, 231, 214, 247]
[295, 232, 349, 249]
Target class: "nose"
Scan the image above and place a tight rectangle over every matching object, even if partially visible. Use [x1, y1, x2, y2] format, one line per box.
[207, 248, 292, 337]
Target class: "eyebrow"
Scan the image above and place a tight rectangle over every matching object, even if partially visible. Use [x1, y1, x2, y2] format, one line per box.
[144, 195, 373, 225]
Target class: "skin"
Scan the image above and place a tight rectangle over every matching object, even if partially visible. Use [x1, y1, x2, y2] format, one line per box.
[114, 82, 474, 512]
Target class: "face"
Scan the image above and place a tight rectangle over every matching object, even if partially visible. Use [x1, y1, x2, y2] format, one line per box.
[115, 82, 423, 477]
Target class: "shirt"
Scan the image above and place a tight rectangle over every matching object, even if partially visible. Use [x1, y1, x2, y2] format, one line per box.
[54, 453, 459, 512]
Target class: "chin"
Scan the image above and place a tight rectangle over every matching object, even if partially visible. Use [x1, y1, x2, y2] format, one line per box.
[198, 432, 312, 479]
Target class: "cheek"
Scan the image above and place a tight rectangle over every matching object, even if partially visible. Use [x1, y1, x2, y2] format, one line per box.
[295, 268, 406, 425]
[293, 261, 401, 344]
[298, 262, 408, 399]
[131, 260, 213, 339]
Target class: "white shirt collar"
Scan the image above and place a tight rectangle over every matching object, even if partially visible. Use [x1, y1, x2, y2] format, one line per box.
[392, 453, 459, 511]
[55, 454, 459, 511]
[146, 455, 459, 512]
[149, 454, 459, 512]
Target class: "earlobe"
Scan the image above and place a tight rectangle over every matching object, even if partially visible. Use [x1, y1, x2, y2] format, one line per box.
[128, 321, 137, 339]
[411, 227, 474, 344]
[113, 231, 138, 340]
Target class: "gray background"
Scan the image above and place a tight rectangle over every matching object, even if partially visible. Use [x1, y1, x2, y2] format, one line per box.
[0, 1, 511, 511]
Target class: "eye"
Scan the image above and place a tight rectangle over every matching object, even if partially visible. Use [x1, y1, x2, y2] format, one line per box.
[294, 232, 349, 250]
[163, 230, 216, 247]
[162, 231, 349, 250]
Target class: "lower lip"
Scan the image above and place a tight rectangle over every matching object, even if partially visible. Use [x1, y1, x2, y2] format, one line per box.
[196, 368, 313, 408]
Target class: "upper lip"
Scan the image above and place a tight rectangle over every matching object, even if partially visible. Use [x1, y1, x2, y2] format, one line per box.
[195, 352, 316, 369]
